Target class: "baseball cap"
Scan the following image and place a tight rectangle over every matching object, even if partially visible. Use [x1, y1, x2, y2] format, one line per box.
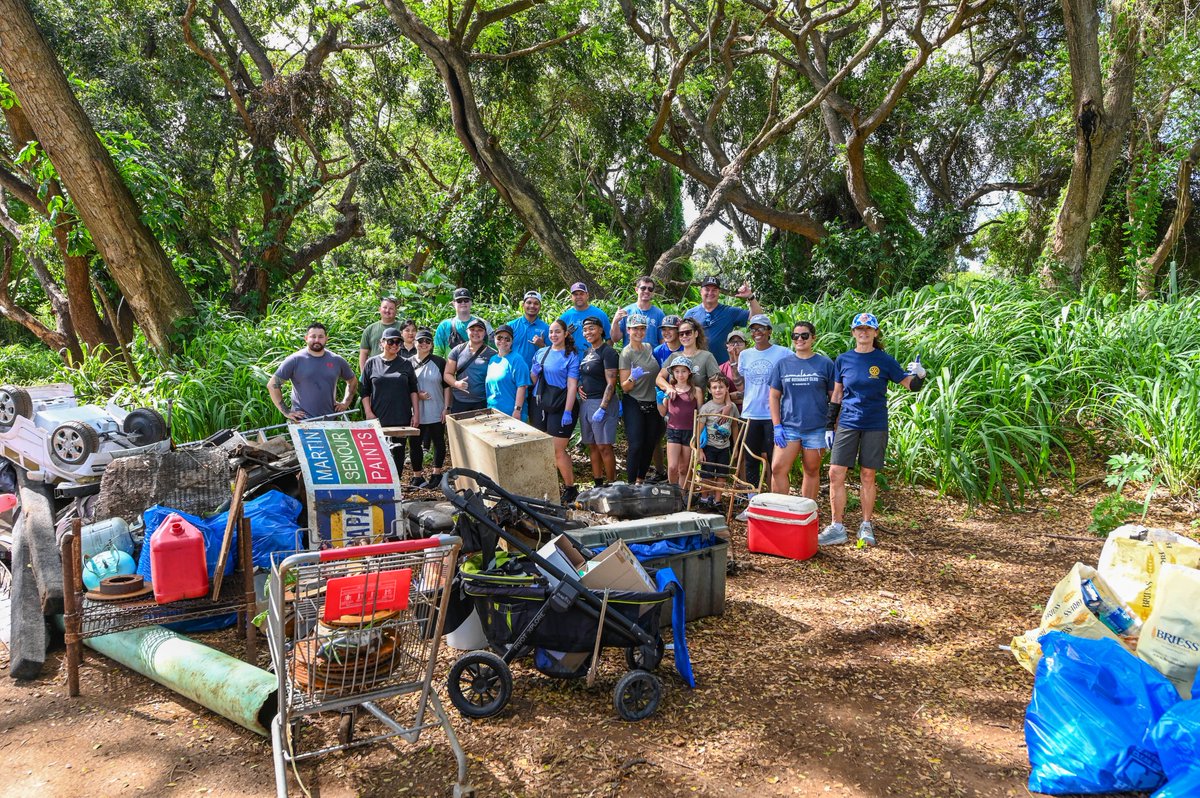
[522, 290, 542, 302]
[851, 312, 879, 330]
[727, 328, 747, 342]
[661, 315, 682, 328]
[466, 317, 487, 329]
[415, 328, 433, 342]
[452, 287, 472, 301]
[570, 281, 589, 293]
[381, 327, 403, 340]
[748, 314, 773, 329]
[670, 356, 696, 373]
[627, 313, 649, 328]
[700, 276, 721, 289]
[582, 315, 606, 330]
[494, 323, 514, 337]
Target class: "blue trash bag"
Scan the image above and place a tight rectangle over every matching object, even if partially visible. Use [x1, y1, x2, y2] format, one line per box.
[1150, 672, 1200, 798]
[628, 532, 717, 562]
[207, 490, 303, 569]
[1026, 632, 1179, 795]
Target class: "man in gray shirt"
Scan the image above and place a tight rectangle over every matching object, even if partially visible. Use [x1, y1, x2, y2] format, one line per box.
[269, 322, 358, 421]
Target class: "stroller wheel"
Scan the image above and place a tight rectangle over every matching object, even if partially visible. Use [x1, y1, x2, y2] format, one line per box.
[625, 636, 665, 672]
[448, 651, 513, 718]
[613, 670, 662, 722]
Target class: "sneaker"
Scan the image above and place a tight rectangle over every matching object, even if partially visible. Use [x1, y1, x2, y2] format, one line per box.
[409, 475, 427, 489]
[645, 468, 665, 484]
[560, 484, 579, 506]
[857, 520, 876, 546]
[818, 522, 848, 546]
[734, 508, 750, 522]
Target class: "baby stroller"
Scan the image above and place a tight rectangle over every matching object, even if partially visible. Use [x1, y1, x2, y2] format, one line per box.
[440, 469, 673, 721]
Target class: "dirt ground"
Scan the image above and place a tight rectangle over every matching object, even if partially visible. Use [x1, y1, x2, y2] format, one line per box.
[2, 475, 1196, 798]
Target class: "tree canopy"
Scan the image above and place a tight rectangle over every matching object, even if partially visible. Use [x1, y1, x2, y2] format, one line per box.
[1, 0, 1198, 357]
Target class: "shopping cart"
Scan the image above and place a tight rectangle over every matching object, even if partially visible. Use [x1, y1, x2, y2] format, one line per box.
[440, 468, 673, 722]
[267, 536, 473, 797]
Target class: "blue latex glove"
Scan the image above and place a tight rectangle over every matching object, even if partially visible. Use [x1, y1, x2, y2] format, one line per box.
[561, 409, 573, 426]
[531, 361, 543, 379]
[591, 406, 607, 424]
[773, 424, 787, 449]
[824, 429, 836, 449]
[630, 366, 646, 381]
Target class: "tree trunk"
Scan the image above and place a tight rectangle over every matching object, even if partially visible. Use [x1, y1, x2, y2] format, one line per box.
[650, 167, 741, 283]
[0, 0, 194, 356]
[1136, 136, 1200, 298]
[382, 0, 601, 294]
[1043, 0, 1139, 290]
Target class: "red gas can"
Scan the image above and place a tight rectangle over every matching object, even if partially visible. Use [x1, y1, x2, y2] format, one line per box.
[746, 493, 819, 560]
[150, 513, 210, 603]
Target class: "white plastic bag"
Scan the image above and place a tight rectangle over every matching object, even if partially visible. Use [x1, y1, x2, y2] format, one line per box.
[1098, 525, 1200, 620]
[1137, 563, 1200, 699]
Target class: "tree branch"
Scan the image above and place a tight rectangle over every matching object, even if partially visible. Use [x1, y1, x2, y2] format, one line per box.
[470, 24, 589, 61]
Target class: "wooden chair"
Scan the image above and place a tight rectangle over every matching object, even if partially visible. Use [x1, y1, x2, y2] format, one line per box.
[684, 412, 768, 523]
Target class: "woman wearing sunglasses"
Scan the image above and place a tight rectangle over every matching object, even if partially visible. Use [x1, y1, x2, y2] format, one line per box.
[361, 327, 421, 477]
[656, 318, 719, 395]
[820, 312, 926, 547]
[768, 321, 835, 500]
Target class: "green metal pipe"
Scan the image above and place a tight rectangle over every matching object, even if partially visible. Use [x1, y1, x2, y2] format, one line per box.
[85, 625, 277, 736]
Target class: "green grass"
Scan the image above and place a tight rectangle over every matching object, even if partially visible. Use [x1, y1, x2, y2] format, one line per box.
[4, 275, 1200, 506]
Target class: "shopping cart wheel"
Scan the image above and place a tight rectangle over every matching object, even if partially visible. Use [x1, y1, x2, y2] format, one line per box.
[337, 709, 355, 745]
[613, 670, 662, 722]
[624, 636, 665, 672]
[448, 651, 512, 719]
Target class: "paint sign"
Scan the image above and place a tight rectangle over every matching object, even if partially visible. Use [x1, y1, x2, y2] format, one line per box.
[290, 421, 402, 548]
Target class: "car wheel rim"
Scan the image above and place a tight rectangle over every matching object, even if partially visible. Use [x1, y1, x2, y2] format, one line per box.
[53, 429, 85, 460]
[0, 395, 14, 426]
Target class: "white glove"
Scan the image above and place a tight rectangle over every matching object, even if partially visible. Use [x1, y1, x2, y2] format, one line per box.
[824, 429, 836, 449]
[907, 360, 927, 379]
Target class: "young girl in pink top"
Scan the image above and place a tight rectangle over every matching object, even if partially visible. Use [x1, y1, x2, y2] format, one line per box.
[663, 357, 704, 487]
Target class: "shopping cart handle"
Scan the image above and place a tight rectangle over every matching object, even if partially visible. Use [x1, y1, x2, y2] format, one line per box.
[318, 536, 453, 561]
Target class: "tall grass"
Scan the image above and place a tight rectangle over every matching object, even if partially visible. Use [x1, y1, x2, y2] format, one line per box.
[3, 275, 1199, 505]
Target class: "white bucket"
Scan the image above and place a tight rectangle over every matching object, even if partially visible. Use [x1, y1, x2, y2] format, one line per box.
[444, 607, 487, 650]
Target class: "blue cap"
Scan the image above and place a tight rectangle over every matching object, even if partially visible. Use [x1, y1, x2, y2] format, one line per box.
[851, 312, 879, 330]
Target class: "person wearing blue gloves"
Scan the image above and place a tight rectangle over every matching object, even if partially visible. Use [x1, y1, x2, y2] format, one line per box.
[768, 321, 836, 499]
[578, 316, 620, 486]
[619, 314, 664, 483]
[531, 318, 581, 504]
[821, 312, 926, 547]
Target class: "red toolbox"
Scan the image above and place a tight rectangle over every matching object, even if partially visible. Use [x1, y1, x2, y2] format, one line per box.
[746, 494, 818, 560]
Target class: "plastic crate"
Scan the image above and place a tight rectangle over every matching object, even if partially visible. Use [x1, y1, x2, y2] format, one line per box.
[571, 511, 729, 552]
[645, 540, 727, 627]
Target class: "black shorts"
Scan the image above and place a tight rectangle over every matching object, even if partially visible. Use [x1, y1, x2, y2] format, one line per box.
[830, 428, 888, 471]
[545, 409, 578, 439]
[700, 445, 730, 479]
[665, 427, 693, 446]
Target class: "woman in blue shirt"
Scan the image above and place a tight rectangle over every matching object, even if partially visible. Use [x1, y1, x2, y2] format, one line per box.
[768, 321, 835, 500]
[820, 312, 926, 547]
[486, 324, 531, 420]
[531, 319, 581, 504]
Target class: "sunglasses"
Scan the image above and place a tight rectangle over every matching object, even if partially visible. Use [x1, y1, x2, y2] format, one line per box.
[454, 298, 471, 304]
[792, 332, 812, 341]
[679, 329, 696, 337]
[383, 339, 402, 346]
[417, 339, 432, 345]
[637, 285, 654, 291]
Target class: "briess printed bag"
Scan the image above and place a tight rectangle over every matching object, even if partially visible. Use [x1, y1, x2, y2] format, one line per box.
[1137, 563, 1200, 699]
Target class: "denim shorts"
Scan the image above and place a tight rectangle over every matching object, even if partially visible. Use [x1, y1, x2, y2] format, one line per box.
[783, 427, 828, 450]
[665, 427, 693, 445]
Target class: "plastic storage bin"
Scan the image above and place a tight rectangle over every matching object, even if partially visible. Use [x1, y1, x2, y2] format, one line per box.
[645, 540, 728, 626]
[746, 493, 818, 560]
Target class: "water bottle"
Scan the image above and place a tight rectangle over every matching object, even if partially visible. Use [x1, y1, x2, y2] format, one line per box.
[1081, 578, 1142, 638]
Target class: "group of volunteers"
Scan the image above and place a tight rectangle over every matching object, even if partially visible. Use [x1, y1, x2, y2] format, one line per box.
[267, 276, 928, 547]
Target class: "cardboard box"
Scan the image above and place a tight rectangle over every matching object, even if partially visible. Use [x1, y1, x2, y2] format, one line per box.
[580, 539, 654, 594]
[535, 534, 586, 588]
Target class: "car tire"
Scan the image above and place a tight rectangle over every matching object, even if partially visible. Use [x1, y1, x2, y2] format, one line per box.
[0, 386, 33, 432]
[50, 421, 100, 467]
[123, 408, 168, 445]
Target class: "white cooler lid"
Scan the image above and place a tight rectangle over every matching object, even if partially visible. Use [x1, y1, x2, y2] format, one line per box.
[749, 493, 818, 514]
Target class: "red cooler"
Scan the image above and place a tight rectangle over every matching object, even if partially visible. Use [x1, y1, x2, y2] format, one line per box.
[746, 494, 818, 560]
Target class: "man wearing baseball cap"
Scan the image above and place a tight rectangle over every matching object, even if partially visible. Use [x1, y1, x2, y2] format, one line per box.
[735, 314, 790, 516]
[506, 290, 551, 427]
[611, 275, 665, 347]
[434, 287, 493, 357]
[558, 281, 610, 353]
[443, 316, 497, 412]
[682, 276, 764, 365]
